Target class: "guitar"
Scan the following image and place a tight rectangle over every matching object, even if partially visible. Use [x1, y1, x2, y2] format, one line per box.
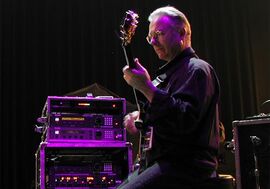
[120, 10, 153, 171]
[120, 10, 142, 127]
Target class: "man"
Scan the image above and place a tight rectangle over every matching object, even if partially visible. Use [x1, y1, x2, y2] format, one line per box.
[119, 6, 220, 189]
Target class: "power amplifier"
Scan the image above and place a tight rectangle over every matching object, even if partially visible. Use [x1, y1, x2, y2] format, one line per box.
[47, 96, 126, 116]
[46, 127, 125, 142]
[35, 142, 133, 189]
[49, 113, 122, 128]
[46, 113, 125, 142]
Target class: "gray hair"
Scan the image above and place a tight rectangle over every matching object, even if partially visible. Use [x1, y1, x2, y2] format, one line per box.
[148, 6, 191, 36]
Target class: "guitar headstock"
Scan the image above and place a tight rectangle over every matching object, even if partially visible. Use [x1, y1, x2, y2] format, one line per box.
[120, 10, 139, 46]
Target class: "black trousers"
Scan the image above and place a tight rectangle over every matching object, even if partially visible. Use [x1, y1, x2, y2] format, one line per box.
[117, 160, 216, 189]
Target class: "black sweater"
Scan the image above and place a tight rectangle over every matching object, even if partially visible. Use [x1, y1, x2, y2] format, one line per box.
[143, 47, 220, 171]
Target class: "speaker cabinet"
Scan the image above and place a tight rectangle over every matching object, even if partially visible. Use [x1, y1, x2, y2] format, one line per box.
[233, 118, 270, 189]
[35, 142, 133, 189]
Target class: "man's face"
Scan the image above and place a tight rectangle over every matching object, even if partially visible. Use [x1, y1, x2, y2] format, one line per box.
[148, 15, 182, 62]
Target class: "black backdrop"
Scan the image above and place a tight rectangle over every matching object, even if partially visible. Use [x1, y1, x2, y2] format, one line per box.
[1, 0, 270, 188]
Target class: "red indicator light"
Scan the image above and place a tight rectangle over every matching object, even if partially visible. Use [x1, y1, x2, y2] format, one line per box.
[78, 102, 90, 106]
[87, 176, 94, 181]
[73, 176, 78, 181]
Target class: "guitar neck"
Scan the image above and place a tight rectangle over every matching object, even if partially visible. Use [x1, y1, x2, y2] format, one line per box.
[122, 43, 142, 114]
[122, 44, 136, 69]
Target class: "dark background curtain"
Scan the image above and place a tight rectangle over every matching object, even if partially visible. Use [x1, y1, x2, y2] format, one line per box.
[1, 0, 270, 188]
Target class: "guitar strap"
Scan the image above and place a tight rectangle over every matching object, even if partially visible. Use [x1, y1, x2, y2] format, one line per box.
[152, 73, 167, 87]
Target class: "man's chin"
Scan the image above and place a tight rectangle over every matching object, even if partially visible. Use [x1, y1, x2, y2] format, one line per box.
[157, 54, 168, 61]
